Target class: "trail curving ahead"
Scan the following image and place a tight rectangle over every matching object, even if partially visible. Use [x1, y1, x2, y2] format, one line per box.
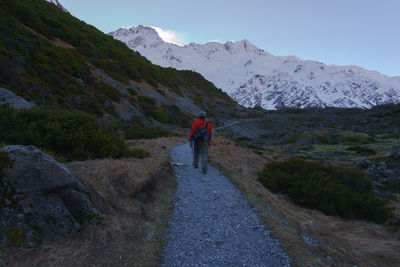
[161, 144, 290, 266]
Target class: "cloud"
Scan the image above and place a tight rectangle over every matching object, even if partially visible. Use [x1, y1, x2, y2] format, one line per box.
[150, 26, 186, 46]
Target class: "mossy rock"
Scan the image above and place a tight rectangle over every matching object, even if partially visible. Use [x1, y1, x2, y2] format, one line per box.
[0, 146, 103, 247]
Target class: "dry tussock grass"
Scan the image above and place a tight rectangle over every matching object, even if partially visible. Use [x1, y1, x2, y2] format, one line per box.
[209, 136, 400, 267]
[126, 136, 187, 158]
[2, 137, 186, 267]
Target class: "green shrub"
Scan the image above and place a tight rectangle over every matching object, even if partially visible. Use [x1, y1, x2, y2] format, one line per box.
[127, 148, 151, 159]
[156, 89, 165, 96]
[96, 83, 121, 102]
[127, 87, 137, 95]
[258, 158, 393, 223]
[0, 106, 130, 161]
[161, 104, 191, 128]
[346, 146, 377, 156]
[315, 130, 339, 144]
[229, 112, 240, 118]
[343, 133, 375, 145]
[154, 109, 168, 123]
[280, 132, 309, 144]
[124, 127, 177, 140]
[137, 96, 155, 105]
[137, 96, 156, 117]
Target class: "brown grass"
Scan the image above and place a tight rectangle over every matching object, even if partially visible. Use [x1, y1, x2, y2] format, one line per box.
[209, 136, 400, 267]
[1, 137, 186, 267]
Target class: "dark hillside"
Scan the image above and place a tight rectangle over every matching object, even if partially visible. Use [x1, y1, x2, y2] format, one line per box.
[0, 0, 236, 119]
[0, 0, 242, 161]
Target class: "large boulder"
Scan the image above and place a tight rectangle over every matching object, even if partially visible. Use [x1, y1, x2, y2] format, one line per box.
[0, 145, 102, 248]
[0, 88, 36, 110]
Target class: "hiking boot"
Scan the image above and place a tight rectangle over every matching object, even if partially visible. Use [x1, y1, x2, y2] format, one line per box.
[193, 163, 198, 169]
[202, 168, 207, 174]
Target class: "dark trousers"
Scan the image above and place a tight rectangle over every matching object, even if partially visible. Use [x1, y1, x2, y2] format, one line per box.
[193, 141, 208, 170]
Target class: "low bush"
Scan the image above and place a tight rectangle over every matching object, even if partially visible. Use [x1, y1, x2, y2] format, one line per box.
[127, 148, 150, 159]
[137, 96, 156, 117]
[346, 146, 377, 156]
[314, 130, 339, 144]
[0, 106, 130, 161]
[229, 111, 241, 118]
[154, 109, 168, 123]
[156, 89, 165, 96]
[127, 87, 137, 95]
[258, 158, 393, 223]
[123, 127, 177, 140]
[162, 104, 192, 128]
[343, 133, 375, 145]
[137, 96, 155, 105]
[280, 132, 309, 145]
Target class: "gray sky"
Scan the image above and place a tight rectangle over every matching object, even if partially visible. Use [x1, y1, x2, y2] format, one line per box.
[61, 0, 400, 77]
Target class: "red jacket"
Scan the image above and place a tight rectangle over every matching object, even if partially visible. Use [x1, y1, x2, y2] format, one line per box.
[189, 119, 212, 142]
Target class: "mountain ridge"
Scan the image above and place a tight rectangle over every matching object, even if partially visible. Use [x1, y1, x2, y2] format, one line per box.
[46, 0, 69, 13]
[110, 25, 400, 110]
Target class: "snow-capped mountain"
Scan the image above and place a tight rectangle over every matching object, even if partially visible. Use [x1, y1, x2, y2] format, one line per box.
[46, 0, 69, 13]
[110, 25, 400, 109]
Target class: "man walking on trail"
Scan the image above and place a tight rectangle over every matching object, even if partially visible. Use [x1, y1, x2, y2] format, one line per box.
[189, 111, 212, 174]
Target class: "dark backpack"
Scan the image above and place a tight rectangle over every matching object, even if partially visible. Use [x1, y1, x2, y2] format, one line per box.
[192, 121, 209, 142]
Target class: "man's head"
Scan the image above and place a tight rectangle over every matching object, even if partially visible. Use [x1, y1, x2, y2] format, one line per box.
[198, 111, 206, 118]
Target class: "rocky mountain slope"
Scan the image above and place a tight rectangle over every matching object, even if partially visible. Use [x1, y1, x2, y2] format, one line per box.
[110, 26, 400, 110]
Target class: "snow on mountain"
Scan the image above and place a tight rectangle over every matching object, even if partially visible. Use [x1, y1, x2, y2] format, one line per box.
[110, 25, 400, 110]
[46, 0, 69, 13]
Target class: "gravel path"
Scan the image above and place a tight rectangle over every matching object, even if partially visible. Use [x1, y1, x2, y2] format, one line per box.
[161, 144, 291, 266]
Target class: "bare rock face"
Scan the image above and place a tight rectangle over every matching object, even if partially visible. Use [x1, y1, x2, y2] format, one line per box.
[0, 145, 102, 248]
[0, 88, 36, 110]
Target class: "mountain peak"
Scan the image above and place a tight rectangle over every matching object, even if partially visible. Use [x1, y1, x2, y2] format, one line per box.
[109, 25, 164, 49]
[110, 26, 400, 109]
[46, 0, 69, 13]
[223, 39, 265, 54]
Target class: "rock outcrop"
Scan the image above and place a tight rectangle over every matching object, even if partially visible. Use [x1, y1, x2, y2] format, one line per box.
[0, 145, 102, 248]
[0, 88, 36, 110]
